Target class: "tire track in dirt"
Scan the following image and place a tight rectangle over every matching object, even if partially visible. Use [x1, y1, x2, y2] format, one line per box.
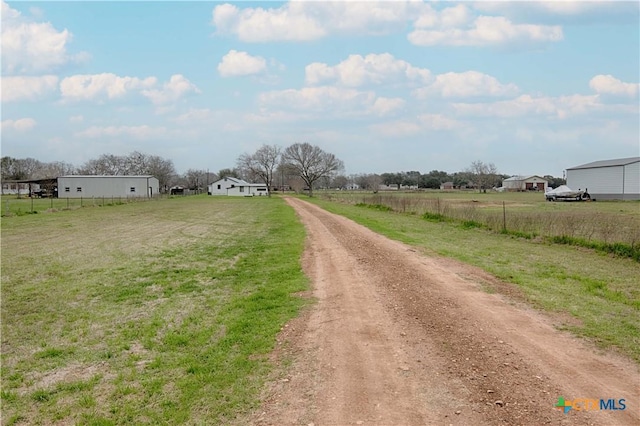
[249, 197, 639, 426]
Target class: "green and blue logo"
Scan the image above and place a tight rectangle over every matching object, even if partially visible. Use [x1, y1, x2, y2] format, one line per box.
[555, 396, 626, 413]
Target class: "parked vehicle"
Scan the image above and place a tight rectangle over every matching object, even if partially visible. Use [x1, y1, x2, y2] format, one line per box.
[545, 185, 591, 201]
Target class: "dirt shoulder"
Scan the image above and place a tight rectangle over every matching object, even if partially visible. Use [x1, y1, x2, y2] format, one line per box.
[248, 197, 638, 425]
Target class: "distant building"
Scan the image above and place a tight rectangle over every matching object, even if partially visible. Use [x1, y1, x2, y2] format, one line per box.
[566, 157, 640, 200]
[440, 181, 454, 190]
[502, 175, 548, 192]
[57, 175, 159, 198]
[208, 177, 268, 196]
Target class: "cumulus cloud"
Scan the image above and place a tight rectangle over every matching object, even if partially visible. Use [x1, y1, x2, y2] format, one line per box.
[212, 1, 424, 42]
[1, 0, 86, 74]
[589, 75, 639, 97]
[60, 73, 157, 102]
[408, 15, 563, 47]
[218, 50, 267, 77]
[417, 113, 459, 130]
[75, 125, 167, 140]
[452, 94, 602, 119]
[369, 113, 459, 137]
[369, 97, 406, 116]
[259, 86, 376, 112]
[305, 53, 431, 87]
[1, 75, 58, 102]
[414, 71, 519, 98]
[141, 74, 201, 105]
[1, 117, 37, 131]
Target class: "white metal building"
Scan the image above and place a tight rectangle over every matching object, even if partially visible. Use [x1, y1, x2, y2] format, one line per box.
[502, 175, 548, 192]
[566, 157, 640, 200]
[57, 175, 159, 198]
[208, 177, 268, 196]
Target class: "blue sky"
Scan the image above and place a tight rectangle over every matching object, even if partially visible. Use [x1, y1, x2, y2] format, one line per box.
[1, 1, 638, 177]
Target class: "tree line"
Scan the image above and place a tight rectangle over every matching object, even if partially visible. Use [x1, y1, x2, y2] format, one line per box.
[0, 143, 345, 197]
[1, 148, 565, 196]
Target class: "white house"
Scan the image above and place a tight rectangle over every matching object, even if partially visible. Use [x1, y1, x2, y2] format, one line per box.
[208, 177, 268, 196]
[57, 175, 159, 198]
[502, 175, 548, 192]
[566, 157, 640, 200]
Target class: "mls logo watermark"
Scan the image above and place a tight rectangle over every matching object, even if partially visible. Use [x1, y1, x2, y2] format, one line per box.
[556, 396, 626, 413]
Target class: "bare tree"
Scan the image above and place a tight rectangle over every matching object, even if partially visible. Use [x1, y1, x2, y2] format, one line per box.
[282, 143, 344, 197]
[145, 155, 176, 193]
[355, 173, 382, 192]
[237, 144, 281, 196]
[218, 168, 240, 179]
[183, 169, 210, 191]
[467, 160, 498, 193]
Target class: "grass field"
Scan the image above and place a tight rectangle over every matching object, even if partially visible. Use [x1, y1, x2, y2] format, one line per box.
[318, 190, 640, 257]
[1, 195, 172, 217]
[1, 195, 309, 425]
[2, 191, 638, 425]
[304, 194, 640, 363]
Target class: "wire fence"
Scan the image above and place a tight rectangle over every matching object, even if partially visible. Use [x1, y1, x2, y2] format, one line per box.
[1, 193, 201, 217]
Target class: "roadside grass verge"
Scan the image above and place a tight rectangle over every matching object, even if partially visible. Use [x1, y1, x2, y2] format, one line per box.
[1, 195, 309, 425]
[319, 191, 640, 256]
[304, 196, 640, 363]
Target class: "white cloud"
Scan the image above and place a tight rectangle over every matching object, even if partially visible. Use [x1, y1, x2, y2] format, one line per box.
[305, 53, 431, 87]
[1, 0, 86, 74]
[369, 97, 405, 116]
[259, 86, 376, 113]
[259, 85, 408, 117]
[369, 113, 460, 137]
[414, 71, 519, 98]
[1, 117, 37, 131]
[370, 120, 423, 137]
[60, 73, 157, 102]
[589, 75, 639, 97]
[141, 74, 200, 105]
[75, 125, 167, 140]
[69, 115, 83, 123]
[217, 50, 267, 77]
[417, 113, 459, 130]
[414, 4, 473, 29]
[1, 75, 58, 102]
[452, 94, 603, 119]
[212, 1, 425, 42]
[409, 15, 563, 46]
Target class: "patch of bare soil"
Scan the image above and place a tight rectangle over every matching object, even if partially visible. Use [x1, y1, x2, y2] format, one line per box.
[247, 198, 638, 426]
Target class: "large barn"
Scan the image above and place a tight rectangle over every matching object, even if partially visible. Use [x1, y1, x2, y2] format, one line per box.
[57, 175, 160, 198]
[566, 157, 640, 200]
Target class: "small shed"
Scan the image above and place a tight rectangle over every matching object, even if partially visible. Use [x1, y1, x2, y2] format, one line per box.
[566, 157, 640, 200]
[208, 177, 268, 196]
[502, 175, 548, 192]
[57, 175, 159, 198]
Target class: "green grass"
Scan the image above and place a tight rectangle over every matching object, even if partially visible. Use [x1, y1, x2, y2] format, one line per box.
[303, 195, 640, 363]
[320, 190, 640, 258]
[1, 195, 309, 424]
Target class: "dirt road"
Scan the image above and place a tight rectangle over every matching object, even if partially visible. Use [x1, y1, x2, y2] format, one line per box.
[250, 198, 638, 425]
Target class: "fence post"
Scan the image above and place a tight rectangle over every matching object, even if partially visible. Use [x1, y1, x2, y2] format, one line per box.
[51, 197, 53, 209]
[502, 201, 507, 232]
[31, 197, 34, 213]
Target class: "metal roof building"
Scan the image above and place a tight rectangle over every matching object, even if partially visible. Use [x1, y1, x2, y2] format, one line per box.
[566, 157, 640, 200]
[57, 175, 159, 198]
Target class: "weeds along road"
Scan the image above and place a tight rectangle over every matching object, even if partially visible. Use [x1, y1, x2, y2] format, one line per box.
[248, 197, 638, 426]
